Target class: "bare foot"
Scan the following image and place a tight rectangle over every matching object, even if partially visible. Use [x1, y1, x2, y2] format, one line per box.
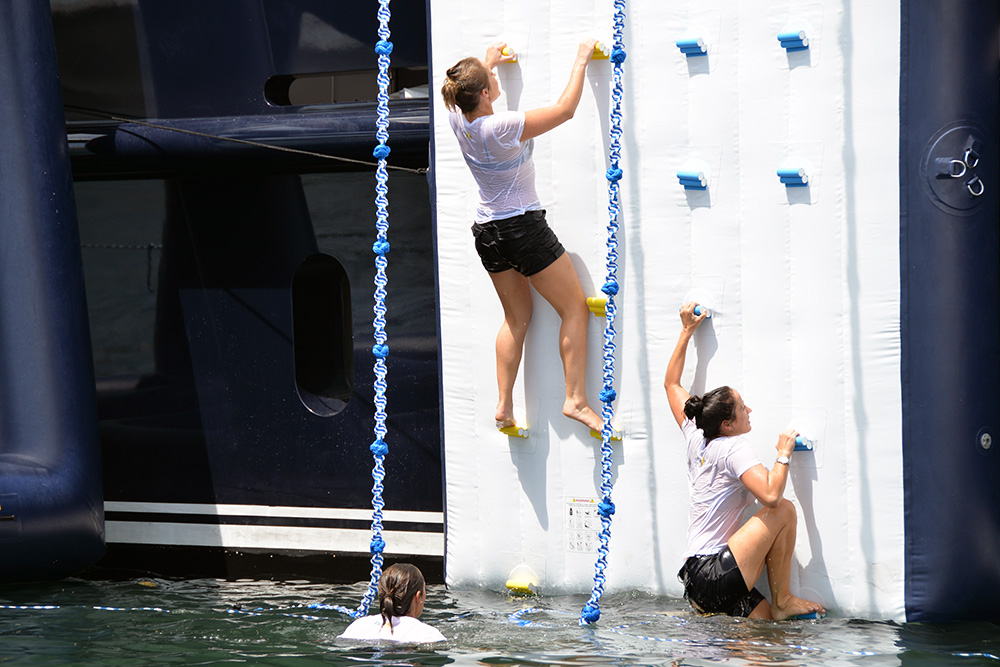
[495, 401, 516, 430]
[562, 401, 603, 433]
[771, 595, 826, 621]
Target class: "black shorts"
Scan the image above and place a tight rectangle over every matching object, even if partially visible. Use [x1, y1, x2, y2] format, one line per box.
[678, 546, 766, 617]
[471, 209, 565, 277]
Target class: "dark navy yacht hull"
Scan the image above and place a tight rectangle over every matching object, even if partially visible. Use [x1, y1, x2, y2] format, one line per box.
[0, 0, 443, 581]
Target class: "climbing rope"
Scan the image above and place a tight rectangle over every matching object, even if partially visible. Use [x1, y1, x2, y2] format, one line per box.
[581, 0, 627, 627]
[352, 0, 393, 620]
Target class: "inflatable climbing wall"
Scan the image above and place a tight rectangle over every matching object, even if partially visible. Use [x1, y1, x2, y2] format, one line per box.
[429, 0, 998, 622]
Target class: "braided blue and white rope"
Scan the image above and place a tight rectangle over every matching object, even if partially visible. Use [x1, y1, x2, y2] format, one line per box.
[581, 0, 627, 627]
[353, 0, 393, 620]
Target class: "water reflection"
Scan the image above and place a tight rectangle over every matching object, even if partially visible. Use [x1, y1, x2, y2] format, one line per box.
[0, 579, 996, 665]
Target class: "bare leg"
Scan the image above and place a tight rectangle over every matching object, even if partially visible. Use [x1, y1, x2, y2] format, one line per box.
[488, 269, 532, 427]
[528, 254, 602, 432]
[748, 598, 773, 620]
[727, 499, 826, 620]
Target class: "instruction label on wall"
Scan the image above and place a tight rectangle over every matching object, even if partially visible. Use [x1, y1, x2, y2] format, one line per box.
[565, 497, 599, 553]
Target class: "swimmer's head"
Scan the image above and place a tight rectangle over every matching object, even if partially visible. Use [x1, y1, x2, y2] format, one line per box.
[378, 563, 427, 631]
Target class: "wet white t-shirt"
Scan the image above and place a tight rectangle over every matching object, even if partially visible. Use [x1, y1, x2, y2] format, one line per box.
[338, 615, 445, 643]
[682, 418, 761, 557]
[449, 110, 541, 222]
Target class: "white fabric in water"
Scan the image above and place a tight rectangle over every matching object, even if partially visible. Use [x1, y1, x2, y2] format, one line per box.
[338, 615, 445, 643]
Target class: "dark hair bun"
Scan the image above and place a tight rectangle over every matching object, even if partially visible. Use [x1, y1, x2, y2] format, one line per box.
[683, 395, 704, 420]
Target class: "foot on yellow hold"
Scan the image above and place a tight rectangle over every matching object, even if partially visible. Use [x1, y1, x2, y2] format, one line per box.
[497, 420, 528, 438]
[590, 428, 622, 441]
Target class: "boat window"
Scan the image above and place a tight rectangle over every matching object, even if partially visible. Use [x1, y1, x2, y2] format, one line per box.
[292, 254, 354, 416]
[265, 68, 428, 106]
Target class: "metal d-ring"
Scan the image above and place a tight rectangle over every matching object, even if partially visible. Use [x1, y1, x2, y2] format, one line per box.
[966, 175, 984, 197]
[964, 147, 980, 169]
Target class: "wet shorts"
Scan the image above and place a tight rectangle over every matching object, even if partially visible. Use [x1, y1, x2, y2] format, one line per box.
[678, 546, 766, 617]
[471, 209, 565, 277]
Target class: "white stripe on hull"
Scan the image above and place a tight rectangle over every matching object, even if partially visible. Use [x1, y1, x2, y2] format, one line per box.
[104, 502, 444, 556]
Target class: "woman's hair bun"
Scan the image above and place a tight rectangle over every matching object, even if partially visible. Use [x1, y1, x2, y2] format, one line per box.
[683, 394, 704, 420]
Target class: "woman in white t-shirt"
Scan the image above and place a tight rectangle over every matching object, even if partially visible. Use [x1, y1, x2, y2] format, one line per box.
[663, 303, 826, 620]
[338, 563, 445, 643]
[440, 39, 603, 436]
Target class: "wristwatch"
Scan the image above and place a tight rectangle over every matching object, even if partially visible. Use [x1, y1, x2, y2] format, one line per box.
[776, 455, 790, 465]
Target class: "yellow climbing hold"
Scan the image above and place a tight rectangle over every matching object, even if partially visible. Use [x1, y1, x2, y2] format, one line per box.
[590, 428, 622, 442]
[587, 296, 607, 318]
[506, 564, 539, 596]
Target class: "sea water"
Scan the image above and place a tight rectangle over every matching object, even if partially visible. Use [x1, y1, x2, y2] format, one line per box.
[0, 579, 997, 665]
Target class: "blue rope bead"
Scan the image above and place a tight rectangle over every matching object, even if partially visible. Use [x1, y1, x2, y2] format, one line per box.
[606, 167, 623, 182]
[370, 439, 388, 457]
[370, 537, 386, 554]
[375, 39, 393, 55]
[599, 388, 616, 403]
[580, 604, 601, 624]
[601, 281, 619, 296]
[598, 499, 616, 517]
[373, 144, 391, 159]
[372, 239, 390, 255]
[611, 48, 627, 64]
[372, 343, 389, 358]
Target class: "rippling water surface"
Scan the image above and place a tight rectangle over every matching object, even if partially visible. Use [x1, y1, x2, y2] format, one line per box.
[0, 578, 997, 665]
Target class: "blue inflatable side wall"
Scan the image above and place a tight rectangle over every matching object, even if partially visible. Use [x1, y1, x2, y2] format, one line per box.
[901, 0, 1000, 622]
[0, 1, 105, 579]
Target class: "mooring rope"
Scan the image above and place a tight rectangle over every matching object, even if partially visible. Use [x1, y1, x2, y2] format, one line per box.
[352, 0, 394, 620]
[580, 0, 627, 627]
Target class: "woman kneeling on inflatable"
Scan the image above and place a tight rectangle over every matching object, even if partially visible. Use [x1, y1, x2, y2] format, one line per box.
[664, 303, 826, 620]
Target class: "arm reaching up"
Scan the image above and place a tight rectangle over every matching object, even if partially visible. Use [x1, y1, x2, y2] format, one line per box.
[664, 302, 708, 427]
[521, 39, 599, 141]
